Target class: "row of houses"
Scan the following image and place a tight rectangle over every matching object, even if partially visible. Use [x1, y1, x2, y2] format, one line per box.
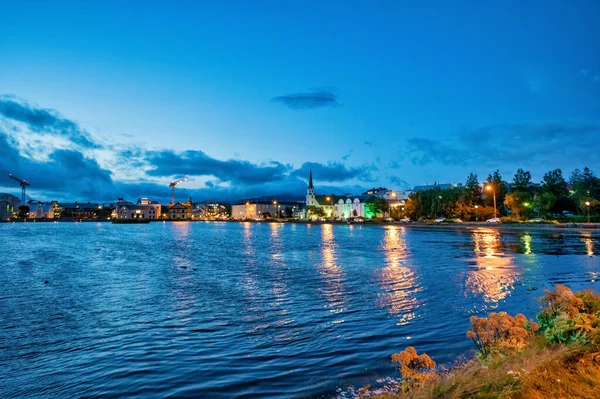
[2, 173, 463, 222]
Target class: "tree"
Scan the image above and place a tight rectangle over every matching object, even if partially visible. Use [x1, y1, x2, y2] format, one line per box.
[534, 192, 557, 218]
[504, 191, 532, 219]
[283, 207, 293, 218]
[306, 205, 325, 218]
[512, 168, 532, 193]
[367, 197, 389, 218]
[542, 169, 568, 198]
[465, 173, 483, 205]
[486, 170, 507, 214]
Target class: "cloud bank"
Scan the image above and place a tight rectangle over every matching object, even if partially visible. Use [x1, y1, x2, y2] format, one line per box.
[0, 96, 374, 202]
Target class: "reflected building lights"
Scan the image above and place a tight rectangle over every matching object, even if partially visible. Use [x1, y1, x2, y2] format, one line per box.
[377, 226, 421, 324]
[466, 228, 518, 306]
[319, 224, 346, 314]
[581, 232, 594, 256]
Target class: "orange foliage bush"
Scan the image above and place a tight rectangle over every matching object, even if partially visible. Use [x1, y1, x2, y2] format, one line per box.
[466, 312, 539, 359]
[538, 285, 600, 344]
[391, 346, 437, 392]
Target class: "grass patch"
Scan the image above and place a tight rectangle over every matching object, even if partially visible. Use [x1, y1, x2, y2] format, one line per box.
[365, 286, 600, 399]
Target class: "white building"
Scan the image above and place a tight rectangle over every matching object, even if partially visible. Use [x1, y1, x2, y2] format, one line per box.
[305, 171, 370, 219]
[28, 201, 59, 219]
[231, 201, 301, 220]
[115, 198, 161, 219]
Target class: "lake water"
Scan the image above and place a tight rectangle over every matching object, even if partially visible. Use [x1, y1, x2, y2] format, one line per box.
[1, 222, 599, 398]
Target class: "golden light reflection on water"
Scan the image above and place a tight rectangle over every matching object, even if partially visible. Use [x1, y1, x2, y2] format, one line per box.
[465, 228, 518, 306]
[319, 224, 346, 314]
[377, 226, 421, 325]
[581, 232, 594, 256]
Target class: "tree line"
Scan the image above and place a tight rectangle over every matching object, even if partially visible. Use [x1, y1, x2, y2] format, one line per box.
[401, 167, 600, 222]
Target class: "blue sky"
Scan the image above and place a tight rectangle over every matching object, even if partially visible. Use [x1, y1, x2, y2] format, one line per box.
[1, 0, 599, 202]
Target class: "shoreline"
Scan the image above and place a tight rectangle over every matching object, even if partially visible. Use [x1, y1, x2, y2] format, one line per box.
[2, 218, 598, 231]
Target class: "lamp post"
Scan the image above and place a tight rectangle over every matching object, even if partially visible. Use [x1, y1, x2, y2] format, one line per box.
[474, 205, 479, 221]
[273, 200, 278, 219]
[326, 196, 333, 218]
[586, 201, 591, 223]
[486, 184, 497, 219]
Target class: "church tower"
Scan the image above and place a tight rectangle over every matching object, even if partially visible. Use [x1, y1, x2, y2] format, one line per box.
[306, 169, 316, 206]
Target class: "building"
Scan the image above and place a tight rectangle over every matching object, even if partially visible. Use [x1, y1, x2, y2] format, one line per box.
[115, 198, 161, 220]
[169, 198, 193, 220]
[0, 193, 20, 221]
[27, 201, 59, 219]
[363, 187, 411, 200]
[56, 202, 105, 219]
[231, 201, 302, 220]
[412, 182, 460, 192]
[194, 202, 230, 220]
[305, 170, 374, 219]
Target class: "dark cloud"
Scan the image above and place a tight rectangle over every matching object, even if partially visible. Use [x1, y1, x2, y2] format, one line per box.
[0, 131, 116, 199]
[388, 176, 410, 188]
[145, 149, 291, 184]
[0, 96, 101, 149]
[341, 150, 353, 161]
[271, 91, 339, 109]
[407, 123, 600, 169]
[292, 161, 376, 182]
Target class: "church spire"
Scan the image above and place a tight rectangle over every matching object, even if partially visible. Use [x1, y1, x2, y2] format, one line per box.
[308, 169, 314, 190]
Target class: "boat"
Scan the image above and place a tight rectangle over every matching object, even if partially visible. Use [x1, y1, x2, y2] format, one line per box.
[111, 219, 150, 224]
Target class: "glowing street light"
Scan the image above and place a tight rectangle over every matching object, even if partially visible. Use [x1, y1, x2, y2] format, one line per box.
[586, 201, 591, 223]
[486, 184, 497, 219]
[474, 204, 479, 221]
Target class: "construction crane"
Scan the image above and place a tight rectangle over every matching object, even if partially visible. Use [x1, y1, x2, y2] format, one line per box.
[169, 176, 188, 205]
[9, 174, 30, 205]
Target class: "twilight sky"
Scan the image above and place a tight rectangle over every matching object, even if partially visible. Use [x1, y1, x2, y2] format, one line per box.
[1, 0, 599, 203]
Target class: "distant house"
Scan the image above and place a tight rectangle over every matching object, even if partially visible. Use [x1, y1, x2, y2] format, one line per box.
[57, 202, 103, 219]
[28, 201, 59, 219]
[169, 198, 193, 220]
[231, 201, 302, 220]
[0, 193, 20, 221]
[412, 182, 458, 192]
[115, 198, 161, 220]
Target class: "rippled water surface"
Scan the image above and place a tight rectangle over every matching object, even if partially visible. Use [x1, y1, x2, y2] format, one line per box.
[1, 222, 599, 398]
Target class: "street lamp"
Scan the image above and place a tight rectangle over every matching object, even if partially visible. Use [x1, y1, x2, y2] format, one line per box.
[326, 196, 333, 217]
[474, 205, 479, 221]
[486, 184, 497, 219]
[586, 201, 591, 223]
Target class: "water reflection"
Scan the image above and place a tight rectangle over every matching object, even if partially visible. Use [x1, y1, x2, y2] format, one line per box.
[377, 226, 421, 325]
[581, 232, 594, 256]
[521, 233, 532, 255]
[465, 228, 518, 306]
[319, 224, 346, 314]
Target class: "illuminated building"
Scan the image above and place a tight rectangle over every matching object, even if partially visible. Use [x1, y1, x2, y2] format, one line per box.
[168, 197, 193, 220]
[231, 200, 302, 220]
[305, 170, 396, 219]
[115, 197, 161, 219]
[0, 193, 20, 221]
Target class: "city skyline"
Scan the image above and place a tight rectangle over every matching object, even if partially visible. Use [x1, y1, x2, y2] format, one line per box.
[1, 1, 600, 202]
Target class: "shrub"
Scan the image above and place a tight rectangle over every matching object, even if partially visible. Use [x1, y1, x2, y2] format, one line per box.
[466, 312, 539, 359]
[391, 346, 437, 392]
[537, 285, 600, 344]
